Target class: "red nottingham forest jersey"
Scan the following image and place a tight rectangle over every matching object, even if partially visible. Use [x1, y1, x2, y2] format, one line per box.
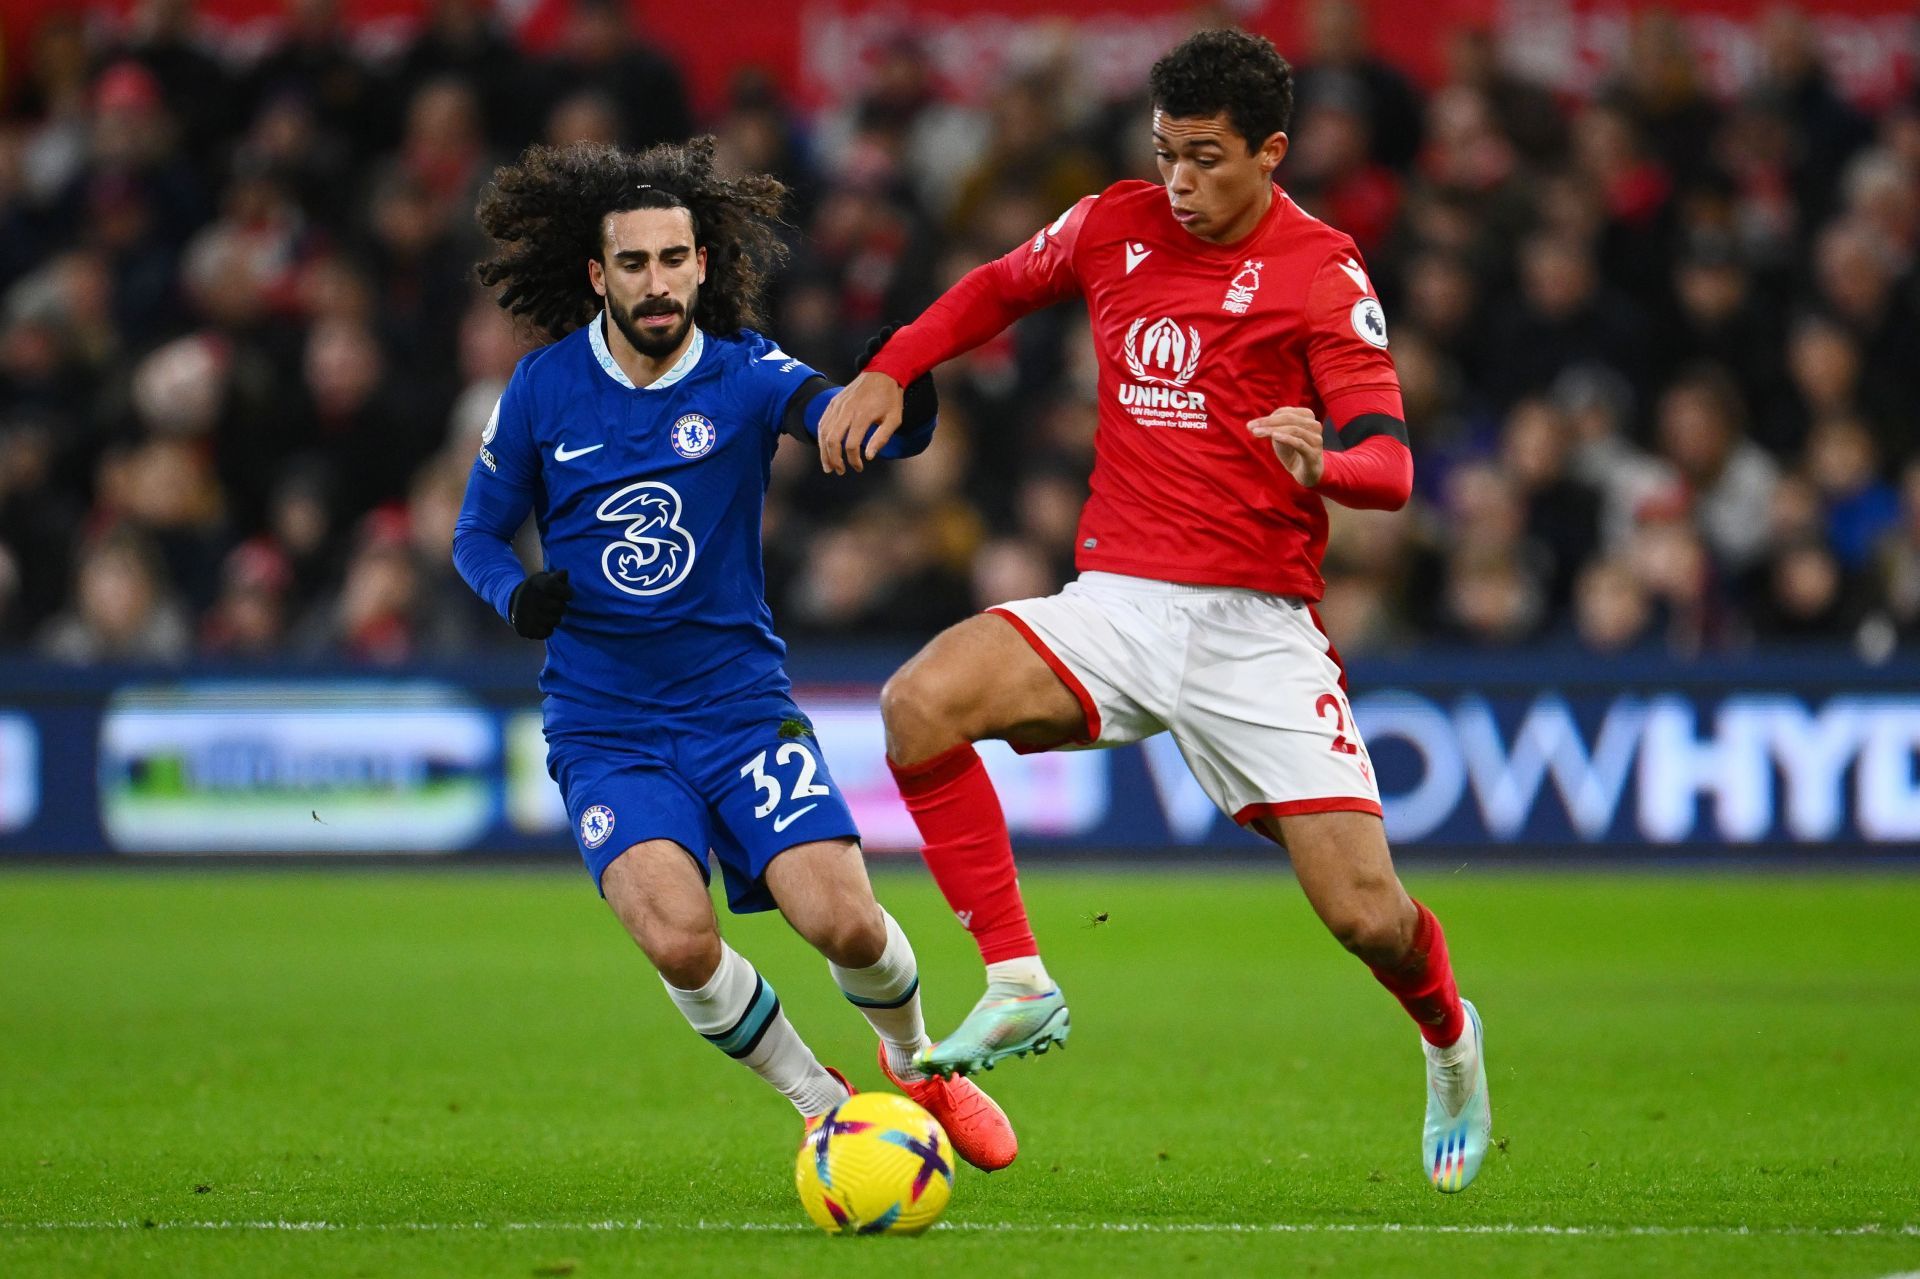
[871, 179, 1406, 600]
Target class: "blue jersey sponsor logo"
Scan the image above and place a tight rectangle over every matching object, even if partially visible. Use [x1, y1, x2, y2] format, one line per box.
[597, 480, 698, 597]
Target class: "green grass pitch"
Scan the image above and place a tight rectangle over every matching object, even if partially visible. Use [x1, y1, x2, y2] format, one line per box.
[2, 865, 1917, 1277]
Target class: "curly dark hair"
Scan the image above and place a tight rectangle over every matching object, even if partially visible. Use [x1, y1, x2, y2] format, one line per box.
[475, 136, 788, 343]
[1148, 29, 1294, 150]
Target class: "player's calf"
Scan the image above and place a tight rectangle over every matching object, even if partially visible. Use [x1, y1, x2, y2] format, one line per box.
[824, 907, 929, 1080]
[1320, 891, 1418, 971]
[766, 840, 930, 1078]
[605, 839, 848, 1120]
[663, 941, 849, 1119]
[766, 838, 888, 969]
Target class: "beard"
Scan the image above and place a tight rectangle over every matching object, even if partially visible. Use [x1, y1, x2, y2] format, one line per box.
[609, 294, 695, 359]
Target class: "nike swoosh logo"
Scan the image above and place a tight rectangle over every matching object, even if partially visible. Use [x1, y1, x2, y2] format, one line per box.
[554, 443, 604, 462]
[770, 804, 819, 833]
[1125, 243, 1150, 274]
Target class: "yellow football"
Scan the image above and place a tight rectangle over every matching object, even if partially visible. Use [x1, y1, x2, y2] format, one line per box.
[795, 1091, 955, 1236]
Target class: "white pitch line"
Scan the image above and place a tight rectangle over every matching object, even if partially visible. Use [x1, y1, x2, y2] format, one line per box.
[5, 1220, 1918, 1239]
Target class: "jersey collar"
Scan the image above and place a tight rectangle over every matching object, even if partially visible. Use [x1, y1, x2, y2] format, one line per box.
[590, 314, 705, 391]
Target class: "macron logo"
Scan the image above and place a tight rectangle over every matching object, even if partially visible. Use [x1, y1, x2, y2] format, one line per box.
[1337, 257, 1371, 295]
[1125, 242, 1151, 274]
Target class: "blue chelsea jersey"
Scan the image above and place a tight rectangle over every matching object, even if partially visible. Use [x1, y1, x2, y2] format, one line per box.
[453, 319, 827, 726]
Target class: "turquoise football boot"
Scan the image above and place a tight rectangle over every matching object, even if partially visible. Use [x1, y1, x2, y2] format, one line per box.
[1422, 998, 1492, 1192]
[913, 985, 1070, 1078]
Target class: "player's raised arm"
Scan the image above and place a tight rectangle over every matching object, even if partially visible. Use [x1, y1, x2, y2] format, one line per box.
[815, 195, 1099, 474]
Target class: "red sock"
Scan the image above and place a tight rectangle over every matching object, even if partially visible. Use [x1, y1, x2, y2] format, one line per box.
[888, 744, 1037, 964]
[1369, 899, 1466, 1046]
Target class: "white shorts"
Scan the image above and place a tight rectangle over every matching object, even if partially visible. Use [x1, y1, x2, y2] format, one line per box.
[989, 572, 1381, 829]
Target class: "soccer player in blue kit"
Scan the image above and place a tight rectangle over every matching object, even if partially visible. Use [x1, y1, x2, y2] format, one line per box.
[452, 139, 1017, 1170]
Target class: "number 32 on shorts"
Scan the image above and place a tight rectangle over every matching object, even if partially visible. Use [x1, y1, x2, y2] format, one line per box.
[739, 742, 831, 823]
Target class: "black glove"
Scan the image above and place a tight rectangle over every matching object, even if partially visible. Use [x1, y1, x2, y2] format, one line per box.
[857, 324, 938, 429]
[508, 569, 572, 639]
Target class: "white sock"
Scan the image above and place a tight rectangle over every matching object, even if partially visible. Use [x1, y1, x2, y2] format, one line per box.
[1423, 1017, 1479, 1116]
[985, 954, 1053, 994]
[829, 910, 931, 1081]
[664, 943, 848, 1118]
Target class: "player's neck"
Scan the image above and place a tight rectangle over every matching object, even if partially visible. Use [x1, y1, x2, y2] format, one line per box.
[601, 311, 695, 388]
[1191, 183, 1274, 247]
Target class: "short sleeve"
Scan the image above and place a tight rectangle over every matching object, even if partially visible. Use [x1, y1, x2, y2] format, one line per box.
[738, 330, 828, 434]
[1304, 249, 1403, 424]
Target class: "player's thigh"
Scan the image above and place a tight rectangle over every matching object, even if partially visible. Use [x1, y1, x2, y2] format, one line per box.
[601, 838, 722, 957]
[1255, 810, 1415, 961]
[882, 612, 1089, 757]
[1171, 593, 1379, 828]
[551, 739, 709, 883]
[693, 703, 863, 916]
[763, 836, 886, 962]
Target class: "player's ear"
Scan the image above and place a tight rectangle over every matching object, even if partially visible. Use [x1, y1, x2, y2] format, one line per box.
[1259, 131, 1289, 176]
[588, 255, 607, 299]
[696, 245, 707, 286]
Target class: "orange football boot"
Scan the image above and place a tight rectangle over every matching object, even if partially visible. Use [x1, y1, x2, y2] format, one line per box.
[877, 1043, 1018, 1171]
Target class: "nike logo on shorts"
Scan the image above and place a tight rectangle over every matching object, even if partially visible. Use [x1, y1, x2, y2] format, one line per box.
[771, 804, 819, 833]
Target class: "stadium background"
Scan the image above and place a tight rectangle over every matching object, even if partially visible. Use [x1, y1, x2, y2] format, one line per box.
[1, 5, 1918, 1277]
[0, 0, 1918, 858]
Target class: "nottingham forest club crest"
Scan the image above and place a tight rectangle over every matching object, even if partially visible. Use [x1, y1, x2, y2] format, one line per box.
[1222, 259, 1263, 314]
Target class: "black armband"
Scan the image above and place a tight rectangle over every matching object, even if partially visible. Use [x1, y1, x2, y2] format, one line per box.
[1333, 412, 1409, 449]
[780, 374, 836, 441]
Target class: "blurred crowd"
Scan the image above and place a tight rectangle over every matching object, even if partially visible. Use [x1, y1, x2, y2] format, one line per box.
[0, 0, 1916, 665]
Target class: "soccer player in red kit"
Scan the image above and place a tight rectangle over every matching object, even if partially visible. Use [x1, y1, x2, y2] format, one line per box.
[817, 29, 1492, 1192]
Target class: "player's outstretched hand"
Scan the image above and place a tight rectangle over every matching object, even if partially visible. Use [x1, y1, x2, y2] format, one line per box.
[1250, 407, 1325, 488]
[857, 325, 938, 435]
[509, 568, 572, 640]
[817, 368, 904, 476]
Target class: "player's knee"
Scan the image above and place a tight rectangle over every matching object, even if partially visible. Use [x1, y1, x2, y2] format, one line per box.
[647, 928, 722, 990]
[1326, 900, 1411, 967]
[880, 667, 964, 746]
[809, 907, 886, 970]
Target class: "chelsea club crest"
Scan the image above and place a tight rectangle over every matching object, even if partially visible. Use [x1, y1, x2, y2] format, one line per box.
[580, 804, 616, 849]
[671, 413, 716, 459]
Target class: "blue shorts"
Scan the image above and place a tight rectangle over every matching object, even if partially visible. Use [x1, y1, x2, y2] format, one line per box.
[546, 696, 861, 913]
